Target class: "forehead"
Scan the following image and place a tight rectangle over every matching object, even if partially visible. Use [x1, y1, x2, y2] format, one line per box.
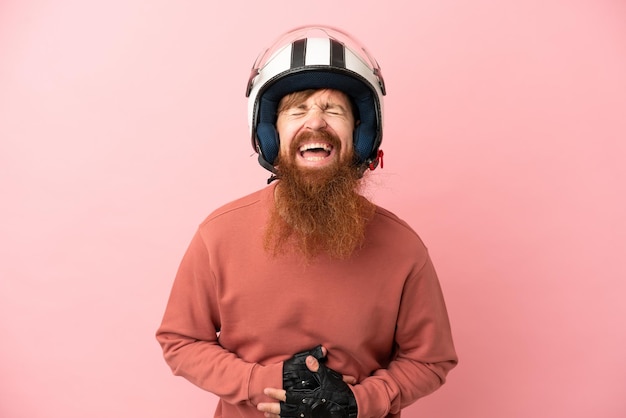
[308, 89, 350, 105]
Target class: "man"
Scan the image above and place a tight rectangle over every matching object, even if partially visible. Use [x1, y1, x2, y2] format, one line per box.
[156, 25, 457, 418]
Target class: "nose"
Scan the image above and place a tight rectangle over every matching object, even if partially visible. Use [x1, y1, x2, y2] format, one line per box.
[304, 108, 327, 130]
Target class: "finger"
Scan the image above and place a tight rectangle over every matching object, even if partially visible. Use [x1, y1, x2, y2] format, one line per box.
[263, 387, 287, 402]
[343, 374, 357, 385]
[320, 345, 327, 357]
[305, 355, 320, 373]
[257, 401, 281, 415]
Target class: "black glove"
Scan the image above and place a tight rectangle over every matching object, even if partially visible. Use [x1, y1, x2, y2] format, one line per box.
[283, 345, 326, 391]
[280, 358, 358, 418]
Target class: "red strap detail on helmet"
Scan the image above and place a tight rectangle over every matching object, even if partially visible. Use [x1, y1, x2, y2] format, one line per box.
[369, 149, 384, 170]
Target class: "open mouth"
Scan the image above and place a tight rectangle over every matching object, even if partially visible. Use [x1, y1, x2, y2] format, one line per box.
[299, 142, 333, 161]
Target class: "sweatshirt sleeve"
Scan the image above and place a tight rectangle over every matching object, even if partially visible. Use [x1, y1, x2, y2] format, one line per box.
[155, 230, 282, 406]
[351, 256, 458, 418]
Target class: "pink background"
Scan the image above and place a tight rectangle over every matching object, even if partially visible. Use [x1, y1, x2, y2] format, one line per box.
[1, 0, 625, 417]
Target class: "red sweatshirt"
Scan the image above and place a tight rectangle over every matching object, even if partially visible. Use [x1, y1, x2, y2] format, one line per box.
[156, 183, 457, 417]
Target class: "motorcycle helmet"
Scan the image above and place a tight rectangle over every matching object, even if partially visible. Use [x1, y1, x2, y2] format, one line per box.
[245, 25, 386, 175]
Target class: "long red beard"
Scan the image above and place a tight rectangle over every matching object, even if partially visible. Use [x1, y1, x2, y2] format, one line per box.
[263, 132, 375, 260]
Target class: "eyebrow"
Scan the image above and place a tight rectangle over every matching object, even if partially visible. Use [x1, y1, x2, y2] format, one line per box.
[293, 102, 348, 112]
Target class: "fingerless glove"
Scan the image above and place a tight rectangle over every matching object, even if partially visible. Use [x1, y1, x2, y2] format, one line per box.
[281, 356, 357, 418]
[283, 345, 326, 391]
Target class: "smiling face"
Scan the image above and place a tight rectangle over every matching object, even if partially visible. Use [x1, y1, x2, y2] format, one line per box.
[275, 89, 356, 170]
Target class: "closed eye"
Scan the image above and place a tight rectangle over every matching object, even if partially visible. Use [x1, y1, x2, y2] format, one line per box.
[323, 104, 348, 117]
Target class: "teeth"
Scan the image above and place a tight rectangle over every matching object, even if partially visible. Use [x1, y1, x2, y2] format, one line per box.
[299, 143, 332, 152]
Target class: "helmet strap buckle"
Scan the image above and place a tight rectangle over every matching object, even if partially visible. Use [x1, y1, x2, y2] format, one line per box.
[369, 149, 384, 170]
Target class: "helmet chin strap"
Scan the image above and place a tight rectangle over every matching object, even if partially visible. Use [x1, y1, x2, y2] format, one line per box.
[267, 175, 279, 184]
[258, 154, 280, 184]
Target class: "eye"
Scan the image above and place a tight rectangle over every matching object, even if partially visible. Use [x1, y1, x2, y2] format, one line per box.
[324, 105, 347, 117]
[286, 109, 306, 117]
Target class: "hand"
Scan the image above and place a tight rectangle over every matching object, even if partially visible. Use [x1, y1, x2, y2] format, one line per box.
[283, 345, 327, 392]
[257, 352, 357, 418]
[257, 353, 321, 418]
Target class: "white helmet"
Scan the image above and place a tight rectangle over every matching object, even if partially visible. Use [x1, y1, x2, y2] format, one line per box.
[245, 25, 386, 175]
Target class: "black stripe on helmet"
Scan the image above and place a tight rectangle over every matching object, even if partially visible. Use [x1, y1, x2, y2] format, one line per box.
[291, 39, 306, 68]
[330, 39, 345, 68]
